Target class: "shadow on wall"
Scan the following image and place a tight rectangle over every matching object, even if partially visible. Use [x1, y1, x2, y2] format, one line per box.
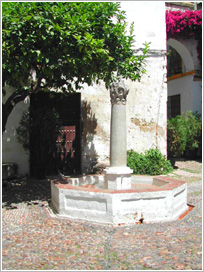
[2, 126, 18, 155]
[2, 125, 29, 176]
[2, 96, 30, 176]
[81, 101, 98, 174]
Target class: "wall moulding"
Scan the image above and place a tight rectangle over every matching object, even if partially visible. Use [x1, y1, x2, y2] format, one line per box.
[167, 70, 195, 81]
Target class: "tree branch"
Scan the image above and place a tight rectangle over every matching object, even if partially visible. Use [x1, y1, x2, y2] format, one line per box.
[3, 88, 30, 112]
[2, 88, 31, 133]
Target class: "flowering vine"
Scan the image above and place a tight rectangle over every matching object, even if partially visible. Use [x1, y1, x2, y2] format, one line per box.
[166, 10, 202, 36]
[166, 10, 202, 64]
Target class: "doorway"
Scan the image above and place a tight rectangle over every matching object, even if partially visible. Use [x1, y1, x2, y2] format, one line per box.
[30, 92, 81, 177]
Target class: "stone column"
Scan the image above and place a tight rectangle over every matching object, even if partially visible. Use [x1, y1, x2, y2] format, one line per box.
[104, 77, 133, 190]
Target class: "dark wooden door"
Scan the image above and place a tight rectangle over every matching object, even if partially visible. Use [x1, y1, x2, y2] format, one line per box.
[30, 92, 81, 177]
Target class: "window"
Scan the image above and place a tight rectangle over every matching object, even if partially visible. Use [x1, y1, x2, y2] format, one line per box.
[167, 46, 184, 77]
[167, 94, 181, 119]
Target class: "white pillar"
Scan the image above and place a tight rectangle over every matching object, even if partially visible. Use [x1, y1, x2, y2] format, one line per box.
[104, 77, 133, 190]
[110, 103, 127, 167]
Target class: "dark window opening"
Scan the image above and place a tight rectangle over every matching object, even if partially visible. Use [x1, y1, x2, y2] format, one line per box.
[168, 94, 181, 119]
[167, 46, 184, 77]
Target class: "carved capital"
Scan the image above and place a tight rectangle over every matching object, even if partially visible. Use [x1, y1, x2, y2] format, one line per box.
[110, 77, 129, 105]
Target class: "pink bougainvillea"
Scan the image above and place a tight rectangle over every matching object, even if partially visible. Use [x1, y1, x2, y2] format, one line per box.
[166, 9, 202, 64]
[166, 10, 202, 37]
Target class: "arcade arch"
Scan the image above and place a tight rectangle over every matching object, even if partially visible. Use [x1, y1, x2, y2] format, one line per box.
[167, 38, 194, 73]
[167, 39, 195, 119]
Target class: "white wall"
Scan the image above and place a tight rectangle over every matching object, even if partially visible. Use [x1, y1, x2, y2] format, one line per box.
[122, 0, 167, 154]
[178, 37, 201, 72]
[193, 81, 202, 115]
[120, 1, 167, 50]
[81, 1, 168, 172]
[167, 75, 194, 114]
[2, 87, 30, 175]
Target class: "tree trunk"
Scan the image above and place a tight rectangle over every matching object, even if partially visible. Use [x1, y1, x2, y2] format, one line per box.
[2, 89, 29, 134]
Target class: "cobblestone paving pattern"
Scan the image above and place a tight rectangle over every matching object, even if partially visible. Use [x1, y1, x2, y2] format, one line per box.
[2, 159, 202, 270]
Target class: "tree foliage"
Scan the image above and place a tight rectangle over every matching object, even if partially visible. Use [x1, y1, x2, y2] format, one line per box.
[127, 148, 173, 175]
[2, 2, 149, 132]
[167, 111, 202, 158]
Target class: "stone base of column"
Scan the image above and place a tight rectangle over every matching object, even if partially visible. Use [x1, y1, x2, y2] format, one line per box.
[104, 167, 133, 190]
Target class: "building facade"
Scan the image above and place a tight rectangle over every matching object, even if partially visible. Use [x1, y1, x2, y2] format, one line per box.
[166, 2, 202, 119]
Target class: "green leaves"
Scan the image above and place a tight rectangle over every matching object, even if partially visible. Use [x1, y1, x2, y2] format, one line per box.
[25, 15, 33, 21]
[167, 111, 202, 158]
[2, 2, 149, 94]
[127, 148, 173, 175]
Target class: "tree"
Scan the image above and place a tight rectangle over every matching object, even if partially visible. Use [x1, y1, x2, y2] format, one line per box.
[2, 2, 149, 133]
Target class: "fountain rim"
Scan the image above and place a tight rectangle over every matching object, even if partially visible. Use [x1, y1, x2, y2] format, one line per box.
[51, 174, 186, 194]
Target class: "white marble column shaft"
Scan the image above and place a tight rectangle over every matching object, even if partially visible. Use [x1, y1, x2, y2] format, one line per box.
[104, 77, 132, 190]
[110, 103, 127, 167]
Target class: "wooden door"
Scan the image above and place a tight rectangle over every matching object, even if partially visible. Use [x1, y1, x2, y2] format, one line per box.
[30, 92, 81, 177]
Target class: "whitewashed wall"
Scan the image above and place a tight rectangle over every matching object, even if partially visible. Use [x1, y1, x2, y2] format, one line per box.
[2, 87, 30, 175]
[193, 81, 202, 115]
[120, 1, 167, 50]
[81, 1, 168, 172]
[168, 76, 202, 116]
[168, 75, 194, 113]
[178, 37, 201, 72]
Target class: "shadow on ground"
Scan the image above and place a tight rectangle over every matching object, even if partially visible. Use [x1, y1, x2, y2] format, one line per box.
[2, 176, 51, 209]
[168, 157, 202, 169]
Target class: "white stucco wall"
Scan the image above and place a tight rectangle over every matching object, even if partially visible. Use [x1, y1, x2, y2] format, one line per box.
[177, 37, 201, 71]
[119, 1, 167, 156]
[2, 87, 30, 175]
[81, 1, 168, 172]
[80, 82, 111, 172]
[126, 57, 167, 156]
[193, 81, 202, 115]
[167, 75, 194, 114]
[168, 75, 202, 116]
[120, 1, 167, 50]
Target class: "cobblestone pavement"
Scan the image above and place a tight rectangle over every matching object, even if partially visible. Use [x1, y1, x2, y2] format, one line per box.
[2, 159, 202, 270]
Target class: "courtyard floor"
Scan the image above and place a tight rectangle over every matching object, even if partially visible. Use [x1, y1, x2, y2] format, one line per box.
[2, 159, 202, 270]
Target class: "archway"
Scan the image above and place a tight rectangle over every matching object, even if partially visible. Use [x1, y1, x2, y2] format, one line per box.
[167, 38, 194, 72]
[167, 39, 195, 119]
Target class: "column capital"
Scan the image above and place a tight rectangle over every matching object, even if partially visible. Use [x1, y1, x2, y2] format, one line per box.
[110, 77, 129, 105]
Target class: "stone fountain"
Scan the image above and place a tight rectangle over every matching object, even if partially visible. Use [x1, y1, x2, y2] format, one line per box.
[51, 77, 188, 226]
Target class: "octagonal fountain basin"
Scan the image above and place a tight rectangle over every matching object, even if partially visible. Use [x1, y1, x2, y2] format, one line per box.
[51, 175, 188, 226]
